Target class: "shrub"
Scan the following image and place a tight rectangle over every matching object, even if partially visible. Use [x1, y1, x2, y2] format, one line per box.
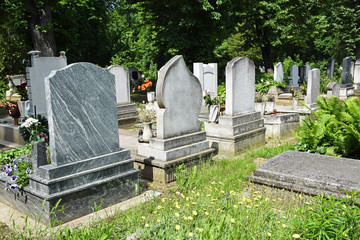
[296, 96, 360, 159]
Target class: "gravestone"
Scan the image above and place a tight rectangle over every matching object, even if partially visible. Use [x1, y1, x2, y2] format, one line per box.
[326, 58, 335, 78]
[25, 62, 139, 223]
[26, 50, 67, 116]
[341, 56, 352, 86]
[108, 65, 137, 124]
[193, 62, 218, 97]
[136, 56, 214, 183]
[249, 151, 360, 199]
[273, 62, 284, 82]
[305, 69, 320, 108]
[354, 60, 360, 85]
[298, 66, 305, 83]
[205, 57, 265, 156]
[326, 82, 340, 98]
[289, 65, 299, 87]
[351, 61, 355, 79]
[128, 66, 143, 89]
[305, 64, 311, 82]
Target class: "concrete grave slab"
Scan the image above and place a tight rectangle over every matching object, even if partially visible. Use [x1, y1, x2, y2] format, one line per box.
[249, 151, 360, 199]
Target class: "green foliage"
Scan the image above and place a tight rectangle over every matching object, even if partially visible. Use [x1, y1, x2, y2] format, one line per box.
[0, 144, 32, 189]
[217, 82, 226, 104]
[296, 96, 360, 159]
[295, 192, 360, 239]
[282, 56, 303, 78]
[255, 80, 286, 93]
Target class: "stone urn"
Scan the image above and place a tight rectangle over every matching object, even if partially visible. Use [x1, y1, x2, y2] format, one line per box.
[17, 100, 30, 119]
[142, 122, 154, 143]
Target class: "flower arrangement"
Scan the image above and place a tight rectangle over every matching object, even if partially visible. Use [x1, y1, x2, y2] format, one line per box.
[19, 115, 49, 143]
[137, 105, 156, 123]
[5, 75, 28, 101]
[203, 89, 220, 109]
[0, 101, 20, 118]
[138, 79, 153, 91]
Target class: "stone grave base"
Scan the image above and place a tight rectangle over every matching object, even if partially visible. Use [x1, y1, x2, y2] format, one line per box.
[134, 148, 214, 183]
[248, 151, 360, 199]
[0, 124, 26, 145]
[205, 112, 266, 156]
[263, 113, 299, 140]
[0, 172, 140, 225]
[117, 103, 137, 125]
[339, 85, 355, 100]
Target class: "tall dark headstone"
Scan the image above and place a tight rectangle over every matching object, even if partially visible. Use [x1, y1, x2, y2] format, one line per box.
[341, 56, 352, 86]
[299, 65, 305, 84]
[326, 59, 335, 78]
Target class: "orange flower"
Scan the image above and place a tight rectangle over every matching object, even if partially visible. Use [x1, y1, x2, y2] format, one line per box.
[144, 79, 149, 83]
[138, 85, 141, 90]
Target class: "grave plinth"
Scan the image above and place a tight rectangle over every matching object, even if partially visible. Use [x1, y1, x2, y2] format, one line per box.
[136, 56, 214, 183]
[108, 65, 137, 124]
[12, 63, 140, 224]
[205, 57, 265, 156]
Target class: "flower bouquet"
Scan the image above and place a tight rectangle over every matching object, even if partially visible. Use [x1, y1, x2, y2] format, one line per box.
[1, 101, 21, 118]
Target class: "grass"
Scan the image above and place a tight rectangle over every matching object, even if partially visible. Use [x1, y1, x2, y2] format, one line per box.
[1, 143, 360, 239]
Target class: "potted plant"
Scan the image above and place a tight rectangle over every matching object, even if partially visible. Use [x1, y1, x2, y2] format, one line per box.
[6, 75, 29, 118]
[255, 92, 266, 115]
[204, 89, 220, 123]
[1, 101, 21, 125]
[137, 106, 157, 143]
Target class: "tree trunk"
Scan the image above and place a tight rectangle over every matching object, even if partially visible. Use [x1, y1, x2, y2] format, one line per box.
[255, 20, 273, 72]
[22, 0, 56, 57]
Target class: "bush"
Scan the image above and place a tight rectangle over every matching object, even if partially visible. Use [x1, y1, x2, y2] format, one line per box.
[295, 96, 360, 159]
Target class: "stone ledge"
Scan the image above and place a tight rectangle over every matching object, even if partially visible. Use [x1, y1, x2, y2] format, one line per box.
[263, 113, 299, 124]
[218, 112, 261, 126]
[149, 131, 206, 151]
[248, 151, 360, 199]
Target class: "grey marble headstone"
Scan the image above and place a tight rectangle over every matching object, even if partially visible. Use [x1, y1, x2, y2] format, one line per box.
[326, 81, 340, 98]
[299, 66, 305, 83]
[290, 65, 299, 87]
[341, 57, 352, 86]
[273, 62, 283, 82]
[225, 57, 255, 116]
[305, 68, 320, 105]
[193, 62, 218, 97]
[45, 62, 120, 166]
[108, 65, 130, 105]
[326, 58, 335, 78]
[156, 55, 202, 139]
[31, 141, 47, 174]
[305, 64, 311, 82]
[354, 60, 360, 84]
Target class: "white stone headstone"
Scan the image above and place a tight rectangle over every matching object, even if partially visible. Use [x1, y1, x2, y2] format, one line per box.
[326, 82, 340, 98]
[225, 57, 255, 116]
[27, 52, 67, 116]
[273, 62, 284, 82]
[193, 62, 218, 97]
[157, 55, 202, 139]
[290, 65, 299, 87]
[354, 60, 360, 84]
[351, 61, 355, 79]
[305, 69, 320, 105]
[108, 65, 130, 105]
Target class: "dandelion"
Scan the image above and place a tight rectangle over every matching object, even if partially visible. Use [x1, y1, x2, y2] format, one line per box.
[176, 191, 180, 195]
[188, 232, 193, 237]
[267, 232, 272, 237]
[141, 216, 146, 219]
[292, 234, 300, 239]
[175, 212, 180, 217]
[282, 224, 286, 228]
[161, 198, 166, 202]
[205, 212, 209, 215]
[233, 205, 238, 208]
[157, 219, 160, 222]
[188, 216, 193, 221]
[145, 223, 149, 228]
[192, 211, 197, 216]
[175, 225, 181, 230]
[230, 218, 235, 223]
[157, 205, 162, 209]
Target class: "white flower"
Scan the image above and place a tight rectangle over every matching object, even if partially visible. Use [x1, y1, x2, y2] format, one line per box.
[20, 118, 39, 128]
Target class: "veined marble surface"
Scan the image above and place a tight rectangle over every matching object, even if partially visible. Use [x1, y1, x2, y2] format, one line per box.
[45, 62, 120, 166]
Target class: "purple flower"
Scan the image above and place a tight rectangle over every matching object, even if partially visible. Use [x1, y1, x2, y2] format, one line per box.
[5, 164, 11, 169]
[13, 165, 17, 172]
[5, 169, 12, 176]
[11, 175, 18, 182]
[26, 169, 32, 174]
[2, 166, 5, 171]
[10, 184, 18, 190]
[13, 159, 17, 164]
[224, 193, 230, 197]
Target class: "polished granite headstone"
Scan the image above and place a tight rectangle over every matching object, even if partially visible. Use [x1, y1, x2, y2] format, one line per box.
[23, 62, 139, 223]
[249, 151, 360, 199]
[342, 56, 352, 86]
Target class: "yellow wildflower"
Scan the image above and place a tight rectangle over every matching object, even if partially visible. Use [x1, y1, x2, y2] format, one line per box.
[267, 232, 272, 237]
[192, 211, 198, 216]
[141, 216, 146, 219]
[175, 212, 180, 217]
[175, 225, 181, 230]
[188, 232, 193, 237]
[292, 234, 300, 239]
[230, 218, 235, 223]
[282, 224, 286, 228]
[161, 198, 166, 202]
[197, 228, 204, 233]
[233, 205, 238, 208]
[157, 219, 160, 222]
[188, 216, 193, 221]
[145, 224, 149, 227]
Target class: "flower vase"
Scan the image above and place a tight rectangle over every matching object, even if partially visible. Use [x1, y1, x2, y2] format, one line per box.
[142, 122, 154, 143]
[13, 117, 19, 126]
[17, 100, 30, 119]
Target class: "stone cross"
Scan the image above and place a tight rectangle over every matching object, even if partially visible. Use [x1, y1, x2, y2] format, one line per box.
[354, 60, 360, 85]
[45, 62, 120, 166]
[225, 57, 255, 116]
[305, 69, 320, 105]
[108, 65, 131, 105]
[341, 56, 352, 86]
[156, 55, 202, 139]
[290, 65, 299, 87]
[273, 62, 284, 82]
[193, 62, 218, 98]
